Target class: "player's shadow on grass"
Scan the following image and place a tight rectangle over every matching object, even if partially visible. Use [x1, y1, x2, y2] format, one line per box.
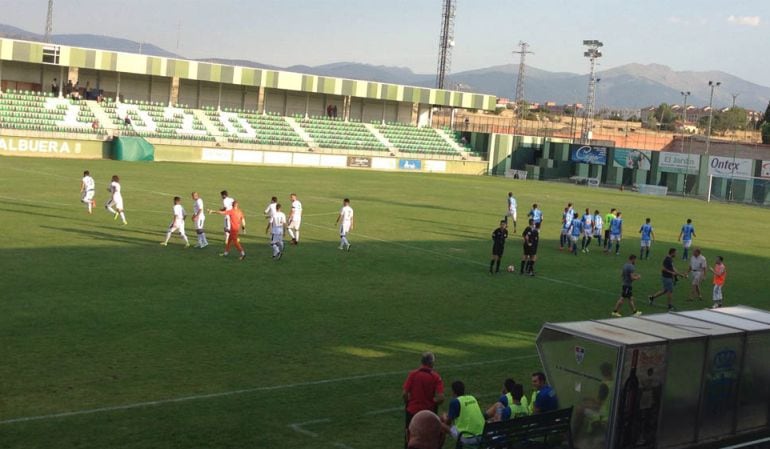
[40, 225, 159, 246]
[0, 206, 84, 222]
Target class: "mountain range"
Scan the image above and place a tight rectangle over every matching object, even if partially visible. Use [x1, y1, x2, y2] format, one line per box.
[1, 24, 768, 111]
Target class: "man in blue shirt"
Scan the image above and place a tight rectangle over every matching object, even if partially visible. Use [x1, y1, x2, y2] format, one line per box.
[527, 203, 543, 225]
[639, 218, 655, 260]
[531, 372, 558, 414]
[569, 213, 583, 256]
[678, 218, 696, 260]
[607, 211, 623, 255]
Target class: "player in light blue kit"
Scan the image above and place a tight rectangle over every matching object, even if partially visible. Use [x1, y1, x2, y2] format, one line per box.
[678, 218, 696, 260]
[593, 209, 604, 248]
[581, 208, 594, 253]
[607, 211, 623, 255]
[569, 213, 583, 256]
[527, 203, 543, 226]
[639, 218, 655, 260]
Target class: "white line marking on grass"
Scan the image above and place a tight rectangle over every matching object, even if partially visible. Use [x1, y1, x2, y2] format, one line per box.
[333, 443, 355, 449]
[288, 419, 331, 437]
[0, 355, 537, 426]
[363, 406, 402, 416]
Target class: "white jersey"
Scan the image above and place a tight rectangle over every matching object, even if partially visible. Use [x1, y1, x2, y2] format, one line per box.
[264, 202, 277, 218]
[340, 205, 354, 224]
[291, 200, 303, 219]
[222, 196, 234, 211]
[110, 181, 122, 197]
[271, 211, 287, 235]
[82, 175, 95, 191]
[508, 196, 517, 211]
[193, 198, 204, 216]
[173, 204, 185, 221]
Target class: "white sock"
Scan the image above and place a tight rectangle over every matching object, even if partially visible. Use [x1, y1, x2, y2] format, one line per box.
[272, 242, 280, 257]
[202, 233, 208, 245]
[288, 228, 296, 240]
[164, 231, 172, 243]
[119, 211, 126, 223]
[87, 202, 92, 213]
[181, 233, 189, 244]
[294, 230, 300, 242]
[341, 236, 350, 247]
[106, 205, 116, 214]
[278, 240, 285, 253]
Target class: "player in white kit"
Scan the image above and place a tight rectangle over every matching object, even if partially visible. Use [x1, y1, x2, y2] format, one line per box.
[336, 198, 354, 251]
[270, 203, 288, 260]
[104, 175, 127, 225]
[161, 196, 190, 247]
[191, 192, 208, 248]
[80, 170, 96, 214]
[505, 192, 517, 233]
[288, 193, 302, 245]
[220, 190, 234, 242]
[264, 196, 278, 234]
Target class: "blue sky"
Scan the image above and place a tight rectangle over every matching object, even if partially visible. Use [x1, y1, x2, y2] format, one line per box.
[1, 0, 768, 85]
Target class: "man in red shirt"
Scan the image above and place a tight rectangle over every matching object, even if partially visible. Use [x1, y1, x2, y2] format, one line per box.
[403, 352, 444, 447]
[209, 200, 246, 260]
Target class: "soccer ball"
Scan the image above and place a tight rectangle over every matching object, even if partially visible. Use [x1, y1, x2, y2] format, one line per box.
[507, 265, 516, 273]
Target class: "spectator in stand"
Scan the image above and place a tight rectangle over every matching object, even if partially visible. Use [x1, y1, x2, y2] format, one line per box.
[326, 104, 333, 118]
[65, 80, 73, 95]
[406, 410, 446, 449]
[85, 81, 92, 100]
[51, 78, 58, 95]
[332, 104, 338, 118]
[403, 352, 444, 447]
[124, 115, 132, 126]
[91, 119, 100, 131]
[530, 372, 559, 414]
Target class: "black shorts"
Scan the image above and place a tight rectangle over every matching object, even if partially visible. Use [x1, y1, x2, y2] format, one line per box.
[621, 285, 633, 299]
[493, 244, 505, 256]
[523, 245, 535, 256]
[604, 229, 611, 238]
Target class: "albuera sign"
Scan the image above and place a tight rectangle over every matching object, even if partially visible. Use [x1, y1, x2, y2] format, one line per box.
[0, 136, 82, 154]
[658, 152, 700, 175]
[708, 156, 753, 179]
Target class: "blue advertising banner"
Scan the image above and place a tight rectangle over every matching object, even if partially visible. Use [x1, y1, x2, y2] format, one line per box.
[399, 159, 422, 170]
[570, 144, 608, 165]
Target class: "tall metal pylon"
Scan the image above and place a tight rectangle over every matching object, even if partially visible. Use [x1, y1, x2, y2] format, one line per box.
[44, 0, 54, 43]
[580, 40, 603, 142]
[513, 41, 533, 133]
[435, 0, 457, 90]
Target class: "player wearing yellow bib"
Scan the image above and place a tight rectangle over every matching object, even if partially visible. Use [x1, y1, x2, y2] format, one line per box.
[442, 381, 485, 446]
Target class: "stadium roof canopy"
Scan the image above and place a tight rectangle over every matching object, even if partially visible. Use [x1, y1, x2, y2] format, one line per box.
[0, 38, 497, 111]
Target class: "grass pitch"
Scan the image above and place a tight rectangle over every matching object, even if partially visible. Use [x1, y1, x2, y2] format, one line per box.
[1, 155, 768, 449]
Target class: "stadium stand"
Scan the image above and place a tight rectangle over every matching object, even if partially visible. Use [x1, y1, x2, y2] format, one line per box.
[100, 99, 214, 141]
[296, 116, 388, 152]
[203, 107, 307, 147]
[376, 122, 461, 156]
[0, 90, 102, 134]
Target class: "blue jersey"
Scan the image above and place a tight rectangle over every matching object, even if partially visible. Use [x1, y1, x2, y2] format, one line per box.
[582, 214, 593, 227]
[681, 224, 695, 241]
[640, 223, 653, 241]
[610, 217, 623, 235]
[529, 209, 543, 223]
[571, 219, 583, 237]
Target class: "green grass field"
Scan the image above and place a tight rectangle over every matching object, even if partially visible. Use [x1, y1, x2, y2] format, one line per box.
[1, 155, 768, 449]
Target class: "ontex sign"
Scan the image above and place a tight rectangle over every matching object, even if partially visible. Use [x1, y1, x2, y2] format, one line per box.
[708, 156, 753, 179]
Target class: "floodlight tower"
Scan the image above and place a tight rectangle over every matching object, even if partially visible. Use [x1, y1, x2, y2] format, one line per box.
[435, 0, 457, 89]
[513, 41, 533, 133]
[705, 80, 721, 155]
[44, 0, 54, 43]
[580, 40, 603, 142]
